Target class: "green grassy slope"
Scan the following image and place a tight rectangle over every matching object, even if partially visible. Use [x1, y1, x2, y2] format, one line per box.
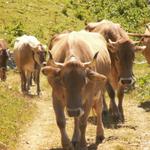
[0, 0, 150, 46]
[0, 0, 86, 45]
[0, 71, 36, 149]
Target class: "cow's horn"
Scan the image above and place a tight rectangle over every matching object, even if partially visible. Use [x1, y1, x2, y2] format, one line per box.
[48, 51, 64, 68]
[128, 32, 150, 38]
[108, 39, 119, 45]
[132, 40, 141, 44]
[48, 51, 53, 59]
[83, 51, 99, 68]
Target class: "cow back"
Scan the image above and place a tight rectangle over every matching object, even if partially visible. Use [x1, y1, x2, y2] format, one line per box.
[50, 30, 111, 76]
[77, 31, 111, 76]
[14, 43, 35, 71]
[89, 20, 128, 42]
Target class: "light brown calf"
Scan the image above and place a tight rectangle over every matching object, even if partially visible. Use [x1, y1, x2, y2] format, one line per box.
[14, 35, 46, 95]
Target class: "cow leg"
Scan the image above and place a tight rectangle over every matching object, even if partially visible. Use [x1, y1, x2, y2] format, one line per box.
[26, 71, 32, 93]
[102, 94, 108, 115]
[35, 69, 41, 95]
[29, 73, 33, 86]
[52, 97, 73, 150]
[117, 86, 124, 122]
[1, 68, 6, 81]
[72, 117, 80, 149]
[20, 70, 27, 94]
[106, 82, 120, 121]
[79, 100, 92, 150]
[94, 96, 105, 144]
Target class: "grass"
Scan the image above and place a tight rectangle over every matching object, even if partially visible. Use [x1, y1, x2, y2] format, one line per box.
[131, 53, 150, 104]
[0, 0, 85, 46]
[0, 70, 36, 149]
[0, 0, 150, 47]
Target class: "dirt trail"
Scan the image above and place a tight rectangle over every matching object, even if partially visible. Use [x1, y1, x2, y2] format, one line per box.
[16, 94, 56, 150]
[16, 92, 150, 150]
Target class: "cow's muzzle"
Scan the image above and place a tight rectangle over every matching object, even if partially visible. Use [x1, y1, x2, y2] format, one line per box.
[119, 77, 134, 85]
[67, 108, 84, 117]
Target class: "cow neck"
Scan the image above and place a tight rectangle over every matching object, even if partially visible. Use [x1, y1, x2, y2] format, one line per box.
[109, 52, 119, 75]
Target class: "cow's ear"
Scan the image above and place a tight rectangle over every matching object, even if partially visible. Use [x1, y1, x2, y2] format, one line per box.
[86, 69, 107, 84]
[134, 45, 146, 52]
[42, 66, 60, 77]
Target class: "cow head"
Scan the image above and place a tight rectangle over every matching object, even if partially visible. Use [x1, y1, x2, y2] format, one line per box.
[0, 49, 8, 81]
[42, 51, 106, 117]
[33, 44, 47, 66]
[108, 38, 137, 86]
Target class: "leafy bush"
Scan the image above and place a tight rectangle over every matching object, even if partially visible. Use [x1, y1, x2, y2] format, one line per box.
[68, 0, 150, 32]
[4, 22, 25, 37]
[62, 6, 68, 17]
[136, 73, 150, 103]
[2, 22, 26, 45]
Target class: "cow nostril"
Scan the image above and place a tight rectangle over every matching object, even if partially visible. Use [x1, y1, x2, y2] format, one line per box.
[67, 108, 84, 117]
[67, 110, 80, 117]
[121, 79, 132, 85]
[42, 62, 47, 66]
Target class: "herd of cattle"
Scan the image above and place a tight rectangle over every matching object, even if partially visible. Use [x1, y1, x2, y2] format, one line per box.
[0, 20, 150, 150]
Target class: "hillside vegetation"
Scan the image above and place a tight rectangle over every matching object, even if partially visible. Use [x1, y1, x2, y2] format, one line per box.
[0, 0, 150, 149]
[0, 0, 150, 45]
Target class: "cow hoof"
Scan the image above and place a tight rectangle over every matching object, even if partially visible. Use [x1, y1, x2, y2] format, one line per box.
[102, 110, 109, 116]
[118, 109, 125, 123]
[80, 142, 87, 150]
[113, 114, 120, 122]
[22, 91, 28, 95]
[102, 110, 109, 117]
[72, 141, 80, 149]
[119, 114, 125, 123]
[37, 92, 40, 96]
[109, 109, 121, 122]
[96, 135, 105, 144]
[80, 146, 88, 150]
[63, 143, 74, 150]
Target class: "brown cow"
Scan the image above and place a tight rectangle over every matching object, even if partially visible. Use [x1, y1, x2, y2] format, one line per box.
[0, 39, 8, 81]
[13, 35, 46, 95]
[139, 23, 150, 64]
[127, 23, 150, 64]
[85, 20, 145, 122]
[42, 30, 111, 149]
